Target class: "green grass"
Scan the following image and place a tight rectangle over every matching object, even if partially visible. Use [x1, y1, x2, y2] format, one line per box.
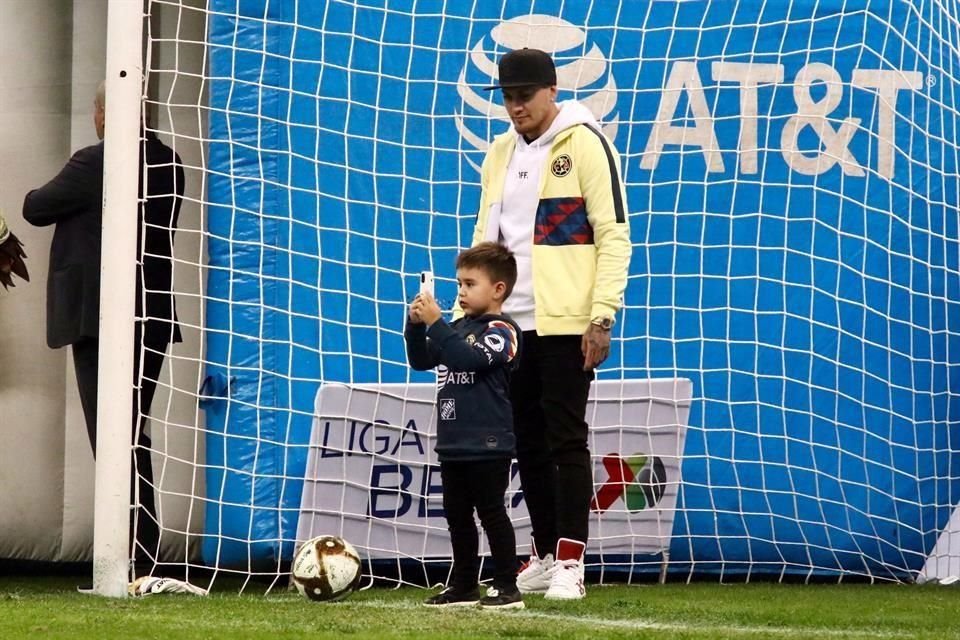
[2, 577, 960, 639]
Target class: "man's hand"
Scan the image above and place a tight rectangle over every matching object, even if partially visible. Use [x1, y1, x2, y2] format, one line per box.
[581, 323, 611, 371]
[0, 232, 29, 290]
[411, 291, 442, 326]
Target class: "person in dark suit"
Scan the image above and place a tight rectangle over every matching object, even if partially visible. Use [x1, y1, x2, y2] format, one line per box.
[22, 82, 184, 576]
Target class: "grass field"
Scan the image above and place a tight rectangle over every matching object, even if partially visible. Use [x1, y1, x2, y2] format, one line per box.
[3, 577, 960, 639]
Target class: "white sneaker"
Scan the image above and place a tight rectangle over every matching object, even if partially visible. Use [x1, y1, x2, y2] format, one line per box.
[516, 553, 555, 594]
[544, 558, 585, 600]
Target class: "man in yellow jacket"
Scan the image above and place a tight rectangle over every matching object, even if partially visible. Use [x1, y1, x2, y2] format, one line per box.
[470, 48, 631, 600]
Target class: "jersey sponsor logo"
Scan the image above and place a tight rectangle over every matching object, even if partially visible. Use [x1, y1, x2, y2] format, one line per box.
[551, 154, 572, 177]
[486, 320, 518, 360]
[439, 399, 456, 421]
[436, 365, 477, 387]
[477, 344, 494, 364]
[484, 332, 505, 352]
[438, 369, 476, 387]
[435, 364, 448, 390]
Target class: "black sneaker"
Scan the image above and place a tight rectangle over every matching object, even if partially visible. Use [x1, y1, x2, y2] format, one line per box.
[479, 585, 525, 609]
[423, 586, 481, 607]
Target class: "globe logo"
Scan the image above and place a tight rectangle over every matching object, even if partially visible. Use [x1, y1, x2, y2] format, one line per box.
[455, 14, 620, 173]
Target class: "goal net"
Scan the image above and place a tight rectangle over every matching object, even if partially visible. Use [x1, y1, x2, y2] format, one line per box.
[134, 0, 960, 589]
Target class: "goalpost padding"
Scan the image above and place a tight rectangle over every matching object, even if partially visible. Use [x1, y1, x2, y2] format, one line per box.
[198, 0, 960, 580]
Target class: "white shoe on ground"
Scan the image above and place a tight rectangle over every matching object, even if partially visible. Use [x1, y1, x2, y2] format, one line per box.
[544, 558, 585, 600]
[516, 552, 555, 594]
[544, 537, 586, 600]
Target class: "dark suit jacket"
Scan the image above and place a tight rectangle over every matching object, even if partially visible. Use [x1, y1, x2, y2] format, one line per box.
[23, 133, 184, 349]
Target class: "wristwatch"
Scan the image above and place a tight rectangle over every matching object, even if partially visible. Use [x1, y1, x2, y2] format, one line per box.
[590, 316, 614, 331]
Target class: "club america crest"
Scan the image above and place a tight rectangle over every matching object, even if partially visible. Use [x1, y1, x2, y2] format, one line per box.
[551, 154, 572, 177]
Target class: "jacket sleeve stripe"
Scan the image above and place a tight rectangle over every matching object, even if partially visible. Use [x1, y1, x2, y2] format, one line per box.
[582, 125, 626, 224]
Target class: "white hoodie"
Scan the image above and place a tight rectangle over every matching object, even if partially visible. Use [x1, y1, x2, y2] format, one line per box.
[497, 100, 600, 330]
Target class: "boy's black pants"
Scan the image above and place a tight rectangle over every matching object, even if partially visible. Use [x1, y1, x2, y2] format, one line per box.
[441, 458, 517, 592]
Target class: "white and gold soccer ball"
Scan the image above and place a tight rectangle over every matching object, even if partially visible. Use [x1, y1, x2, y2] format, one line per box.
[291, 535, 363, 602]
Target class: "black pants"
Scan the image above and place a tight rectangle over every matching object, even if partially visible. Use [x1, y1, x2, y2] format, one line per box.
[511, 332, 595, 556]
[441, 458, 517, 592]
[72, 324, 169, 569]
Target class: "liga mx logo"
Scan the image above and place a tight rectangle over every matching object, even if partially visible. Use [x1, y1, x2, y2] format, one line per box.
[591, 453, 667, 513]
[455, 14, 619, 173]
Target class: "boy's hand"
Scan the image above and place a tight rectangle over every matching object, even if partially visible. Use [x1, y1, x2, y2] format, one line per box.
[414, 291, 442, 326]
[408, 295, 423, 324]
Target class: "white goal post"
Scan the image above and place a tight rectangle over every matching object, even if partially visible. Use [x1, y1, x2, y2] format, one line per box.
[94, 0, 145, 598]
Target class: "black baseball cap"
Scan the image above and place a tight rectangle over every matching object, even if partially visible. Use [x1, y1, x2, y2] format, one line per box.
[483, 48, 557, 91]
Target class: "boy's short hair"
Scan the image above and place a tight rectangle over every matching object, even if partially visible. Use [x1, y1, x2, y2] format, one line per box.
[456, 242, 518, 299]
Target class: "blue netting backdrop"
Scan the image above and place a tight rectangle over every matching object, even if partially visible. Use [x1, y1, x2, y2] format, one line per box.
[201, 0, 960, 579]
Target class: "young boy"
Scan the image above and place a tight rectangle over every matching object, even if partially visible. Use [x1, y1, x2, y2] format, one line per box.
[405, 242, 523, 609]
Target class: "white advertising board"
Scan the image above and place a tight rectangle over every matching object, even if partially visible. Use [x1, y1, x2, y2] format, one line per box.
[298, 379, 692, 560]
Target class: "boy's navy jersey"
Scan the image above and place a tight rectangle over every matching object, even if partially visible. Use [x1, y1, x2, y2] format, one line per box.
[404, 313, 521, 461]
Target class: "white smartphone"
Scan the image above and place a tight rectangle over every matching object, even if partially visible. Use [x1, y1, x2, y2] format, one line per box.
[419, 271, 434, 297]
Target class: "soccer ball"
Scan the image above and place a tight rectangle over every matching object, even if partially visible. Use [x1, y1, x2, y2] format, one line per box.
[291, 535, 362, 601]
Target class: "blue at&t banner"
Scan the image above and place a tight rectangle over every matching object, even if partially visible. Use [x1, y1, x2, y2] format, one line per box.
[203, 0, 960, 580]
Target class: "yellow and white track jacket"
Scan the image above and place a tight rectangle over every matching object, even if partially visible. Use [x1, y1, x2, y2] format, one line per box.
[469, 101, 632, 336]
